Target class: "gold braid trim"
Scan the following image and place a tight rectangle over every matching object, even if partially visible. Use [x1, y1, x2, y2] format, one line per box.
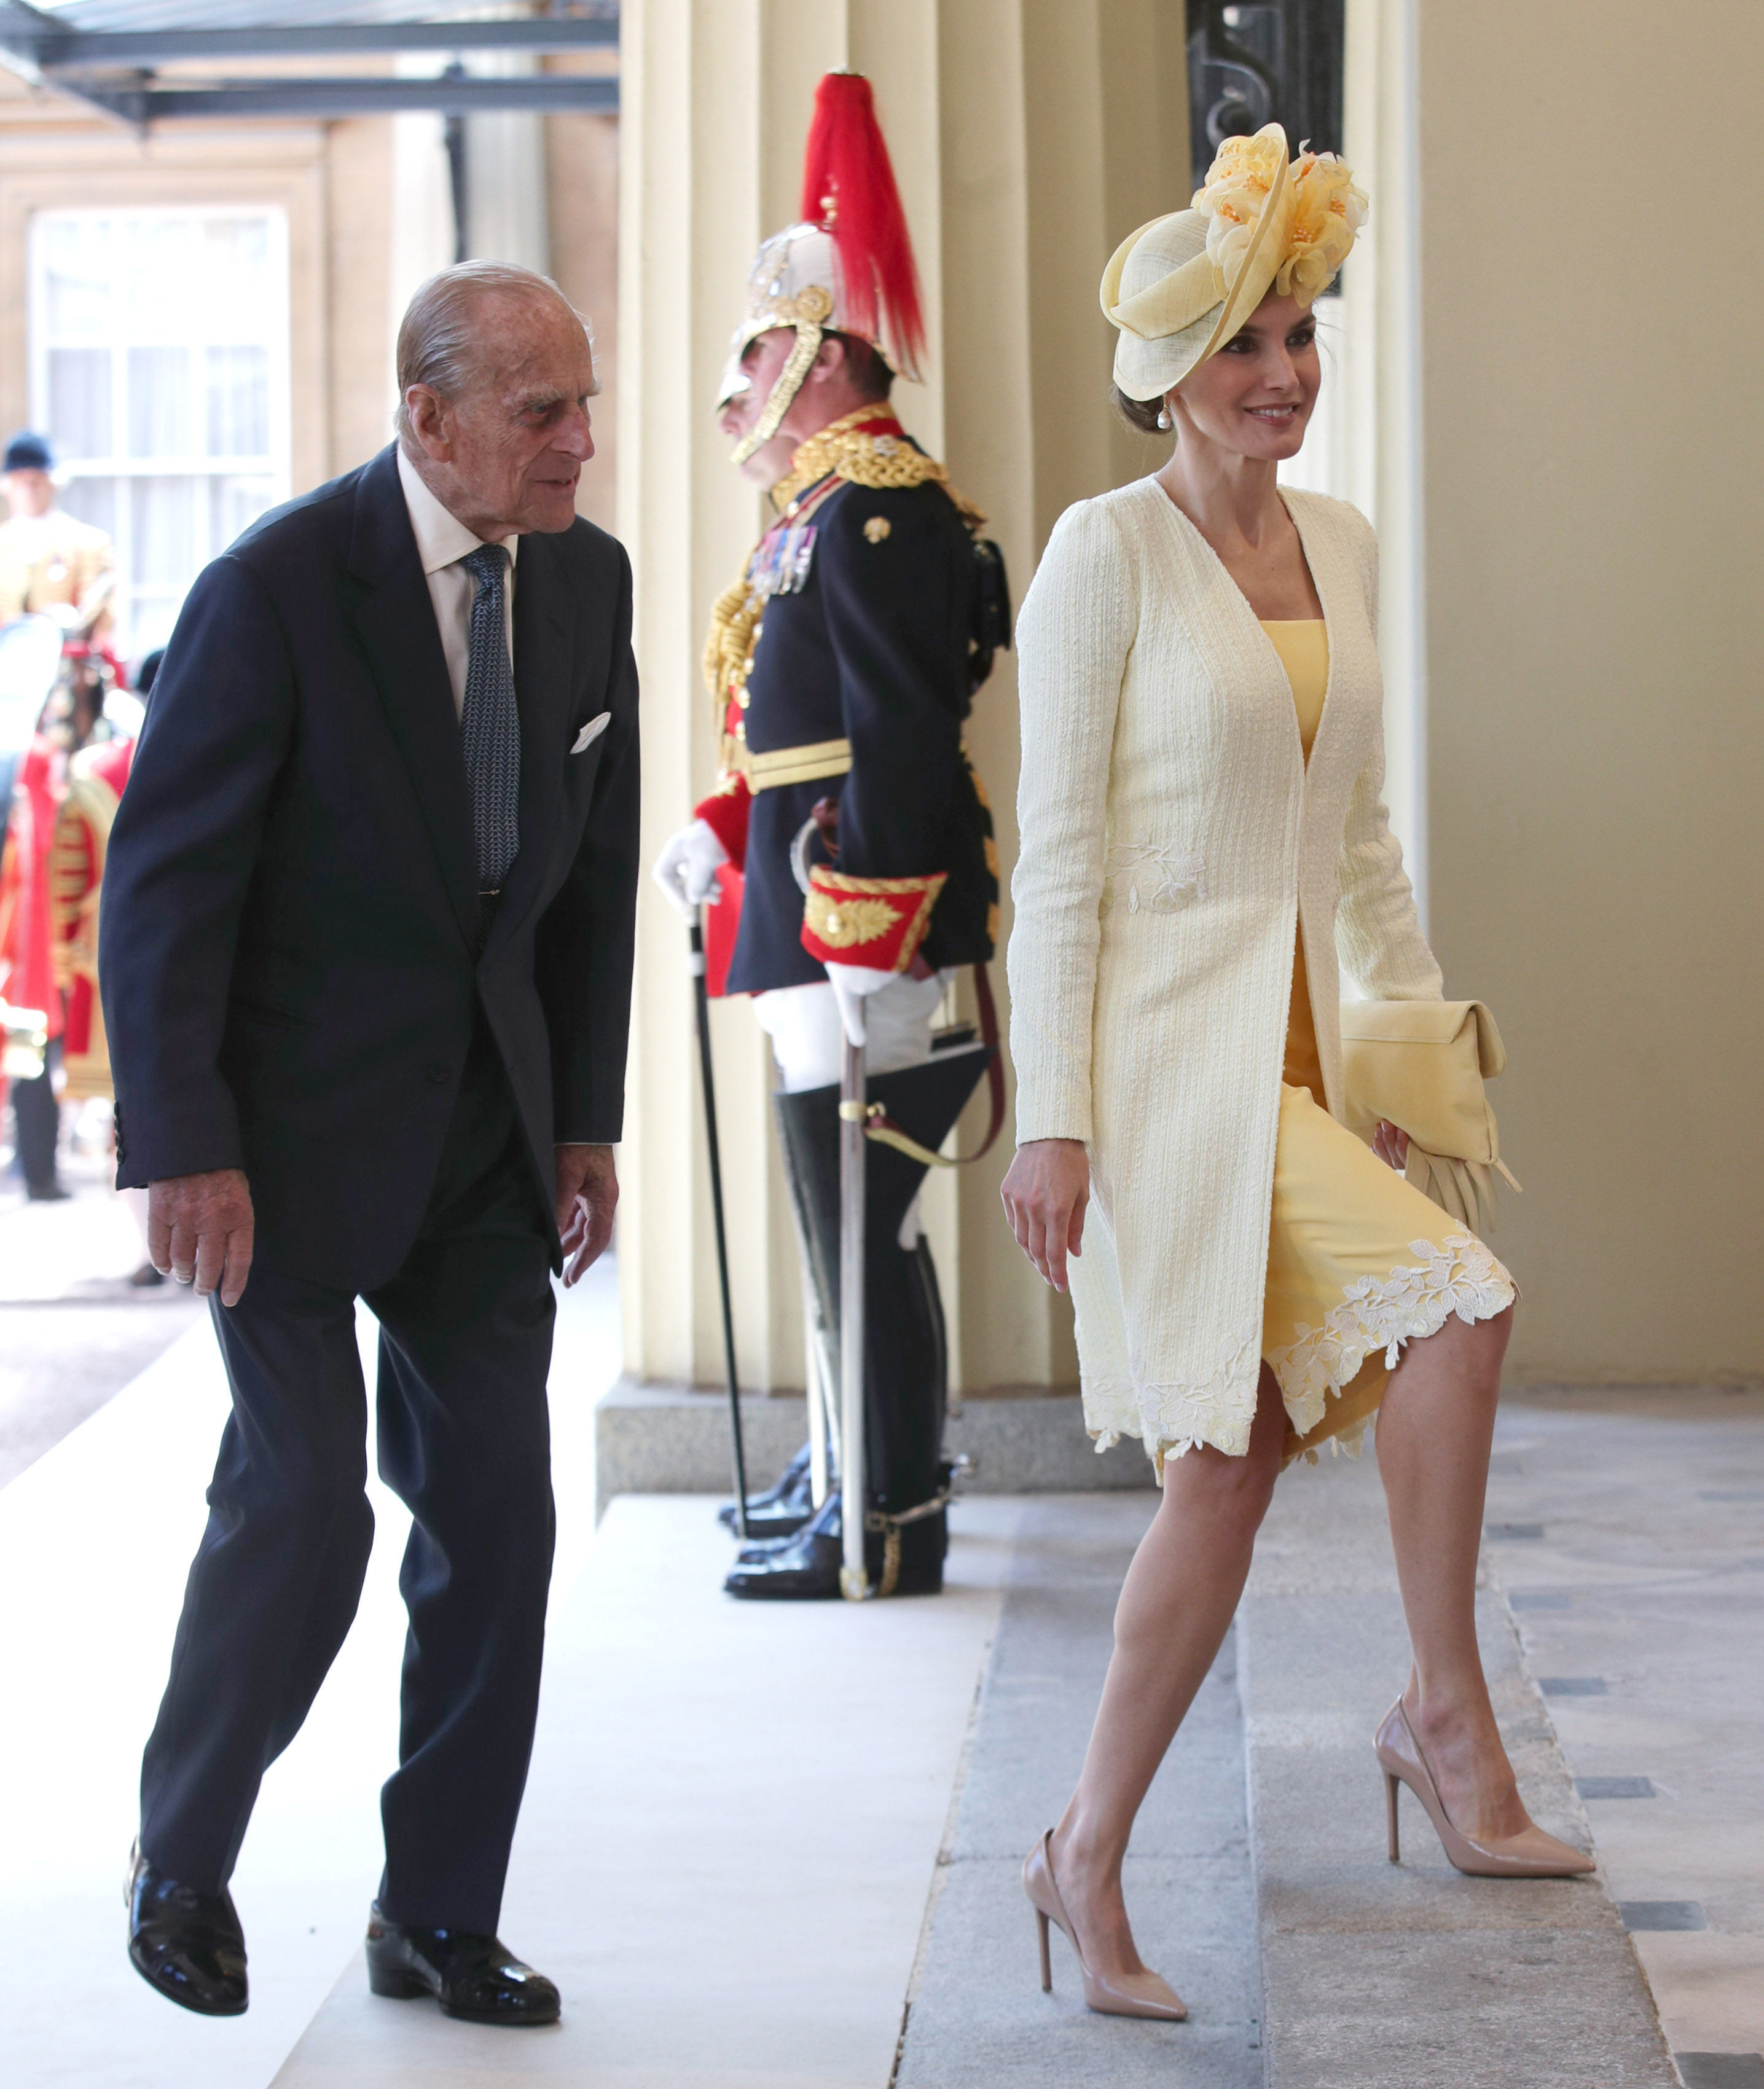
[702, 571, 759, 708]
[770, 407, 986, 528]
[48, 772, 120, 989]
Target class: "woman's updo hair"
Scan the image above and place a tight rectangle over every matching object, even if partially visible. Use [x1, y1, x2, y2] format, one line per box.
[1111, 383, 1169, 437]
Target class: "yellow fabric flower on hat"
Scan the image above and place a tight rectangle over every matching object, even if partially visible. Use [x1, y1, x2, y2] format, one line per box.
[1277, 149, 1368, 304]
[1192, 128, 1288, 277]
[1192, 131, 1366, 310]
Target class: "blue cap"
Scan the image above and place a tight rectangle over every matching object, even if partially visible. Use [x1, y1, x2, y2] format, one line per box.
[2, 431, 53, 474]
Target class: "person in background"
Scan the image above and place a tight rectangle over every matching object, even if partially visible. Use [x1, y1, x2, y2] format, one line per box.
[0, 628, 135, 1200]
[49, 653, 147, 1261]
[0, 716, 68, 1199]
[0, 431, 116, 640]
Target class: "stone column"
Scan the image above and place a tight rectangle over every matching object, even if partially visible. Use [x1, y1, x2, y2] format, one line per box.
[616, 0, 1190, 1401]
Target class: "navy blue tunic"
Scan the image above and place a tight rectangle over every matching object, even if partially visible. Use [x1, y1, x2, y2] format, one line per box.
[726, 475, 997, 995]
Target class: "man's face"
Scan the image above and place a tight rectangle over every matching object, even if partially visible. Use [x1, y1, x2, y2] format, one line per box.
[409, 292, 597, 538]
[718, 331, 803, 486]
[2, 469, 54, 520]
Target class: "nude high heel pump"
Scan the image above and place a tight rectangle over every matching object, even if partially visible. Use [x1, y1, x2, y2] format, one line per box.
[1021, 1831, 1187, 2021]
[1374, 1698, 1595, 1878]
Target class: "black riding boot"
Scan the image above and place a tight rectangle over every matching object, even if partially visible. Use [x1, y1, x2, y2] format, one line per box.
[716, 1440, 817, 1541]
[724, 1043, 990, 1601]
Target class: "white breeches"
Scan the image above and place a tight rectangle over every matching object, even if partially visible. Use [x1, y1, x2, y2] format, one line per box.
[751, 973, 947, 1092]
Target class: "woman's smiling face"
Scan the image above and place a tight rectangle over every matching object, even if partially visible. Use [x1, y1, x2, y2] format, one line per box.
[1170, 291, 1320, 461]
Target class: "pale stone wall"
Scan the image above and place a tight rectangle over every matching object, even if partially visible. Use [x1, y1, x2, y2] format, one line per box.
[546, 111, 621, 535]
[1414, 0, 1764, 1379]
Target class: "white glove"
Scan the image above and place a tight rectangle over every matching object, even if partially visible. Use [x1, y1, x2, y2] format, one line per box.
[825, 961, 896, 1047]
[651, 818, 729, 922]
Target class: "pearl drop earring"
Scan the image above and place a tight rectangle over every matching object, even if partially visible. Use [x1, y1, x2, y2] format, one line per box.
[1156, 406, 1172, 431]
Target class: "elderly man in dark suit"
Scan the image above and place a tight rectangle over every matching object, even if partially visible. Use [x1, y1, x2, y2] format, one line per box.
[100, 261, 640, 2029]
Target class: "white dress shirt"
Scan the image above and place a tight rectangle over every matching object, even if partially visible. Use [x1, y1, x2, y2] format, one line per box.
[396, 444, 517, 721]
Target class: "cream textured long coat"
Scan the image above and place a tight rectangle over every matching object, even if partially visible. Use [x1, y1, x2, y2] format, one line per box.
[1008, 479, 1441, 1462]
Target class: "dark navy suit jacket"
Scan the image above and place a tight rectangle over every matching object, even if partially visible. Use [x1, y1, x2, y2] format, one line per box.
[100, 444, 640, 1291]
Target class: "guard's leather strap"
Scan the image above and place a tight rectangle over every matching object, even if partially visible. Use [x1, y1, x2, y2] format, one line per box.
[860, 962, 1006, 1169]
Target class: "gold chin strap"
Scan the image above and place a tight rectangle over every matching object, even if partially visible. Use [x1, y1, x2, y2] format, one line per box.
[729, 286, 834, 465]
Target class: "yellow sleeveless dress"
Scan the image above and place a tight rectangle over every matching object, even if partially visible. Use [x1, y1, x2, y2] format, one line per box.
[1258, 621, 1514, 1462]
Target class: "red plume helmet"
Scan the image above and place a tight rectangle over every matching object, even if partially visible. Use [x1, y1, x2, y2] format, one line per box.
[798, 71, 927, 382]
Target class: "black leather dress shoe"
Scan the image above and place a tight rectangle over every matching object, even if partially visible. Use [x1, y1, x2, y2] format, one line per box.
[366, 1905, 560, 2025]
[126, 1845, 248, 2016]
[723, 1489, 945, 1601]
[717, 1440, 817, 1540]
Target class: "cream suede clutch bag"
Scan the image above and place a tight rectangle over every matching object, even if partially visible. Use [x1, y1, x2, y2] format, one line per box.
[1338, 999, 1522, 1234]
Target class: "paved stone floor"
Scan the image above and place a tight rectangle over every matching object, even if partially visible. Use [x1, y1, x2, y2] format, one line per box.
[1486, 1388, 1764, 2089]
[1244, 1438, 1675, 2089]
[0, 1130, 201, 1486]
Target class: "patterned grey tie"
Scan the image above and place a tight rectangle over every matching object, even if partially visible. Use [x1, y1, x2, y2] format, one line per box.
[460, 543, 520, 890]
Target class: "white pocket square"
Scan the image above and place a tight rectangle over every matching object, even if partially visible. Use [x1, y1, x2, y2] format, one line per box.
[570, 711, 611, 754]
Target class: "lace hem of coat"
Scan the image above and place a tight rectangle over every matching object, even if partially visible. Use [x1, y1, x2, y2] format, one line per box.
[1083, 1317, 1261, 1475]
[1267, 1232, 1516, 1457]
[1081, 1235, 1514, 1477]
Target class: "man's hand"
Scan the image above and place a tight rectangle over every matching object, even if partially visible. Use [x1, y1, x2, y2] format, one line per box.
[1000, 1137, 1089, 1294]
[651, 818, 727, 922]
[147, 1168, 255, 1307]
[555, 1143, 617, 1286]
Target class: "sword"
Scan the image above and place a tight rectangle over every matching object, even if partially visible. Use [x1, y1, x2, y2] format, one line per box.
[691, 910, 751, 1539]
[836, 1030, 869, 1599]
[801, 1266, 836, 1510]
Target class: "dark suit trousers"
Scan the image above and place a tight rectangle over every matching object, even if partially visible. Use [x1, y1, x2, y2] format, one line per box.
[138, 1014, 557, 1932]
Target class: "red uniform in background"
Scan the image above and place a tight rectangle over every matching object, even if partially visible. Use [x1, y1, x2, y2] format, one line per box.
[50, 733, 136, 1101]
[0, 734, 66, 1044]
[0, 696, 136, 1194]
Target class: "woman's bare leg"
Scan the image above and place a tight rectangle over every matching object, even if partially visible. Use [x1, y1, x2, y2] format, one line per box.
[1048, 1371, 1288, 1980]
[1376, 1303, 1531, 1839]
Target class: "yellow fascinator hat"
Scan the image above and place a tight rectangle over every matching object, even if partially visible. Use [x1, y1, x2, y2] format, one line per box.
[1102, 123, 1368, 402]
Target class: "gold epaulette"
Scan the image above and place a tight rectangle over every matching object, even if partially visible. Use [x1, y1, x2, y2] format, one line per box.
[769, 407, 986, 528]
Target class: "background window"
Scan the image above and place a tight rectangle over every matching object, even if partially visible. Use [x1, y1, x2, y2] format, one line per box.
[28, 209, 291, 657]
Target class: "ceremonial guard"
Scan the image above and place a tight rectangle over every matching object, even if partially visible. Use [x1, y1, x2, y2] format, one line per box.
[0, 640, 136, 1197]
[654, 72, 1009, 1601]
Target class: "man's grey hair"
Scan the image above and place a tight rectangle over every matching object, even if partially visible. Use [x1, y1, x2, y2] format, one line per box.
[394, 261, 596, 444]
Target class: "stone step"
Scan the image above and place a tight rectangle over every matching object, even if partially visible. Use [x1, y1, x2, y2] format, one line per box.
[594, 1377, 1156, 1518]
[1238, 1446, 1680, 2089]
[895, 1494, 1262, 2087]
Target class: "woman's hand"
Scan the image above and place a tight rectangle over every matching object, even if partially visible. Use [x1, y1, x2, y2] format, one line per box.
[1373, 1119, 1409, 1171]
[1001, 1137, 1090, 1293]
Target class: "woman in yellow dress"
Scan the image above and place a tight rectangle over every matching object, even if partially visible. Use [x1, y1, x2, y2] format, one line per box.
[1002, 128, 1591, 2023]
